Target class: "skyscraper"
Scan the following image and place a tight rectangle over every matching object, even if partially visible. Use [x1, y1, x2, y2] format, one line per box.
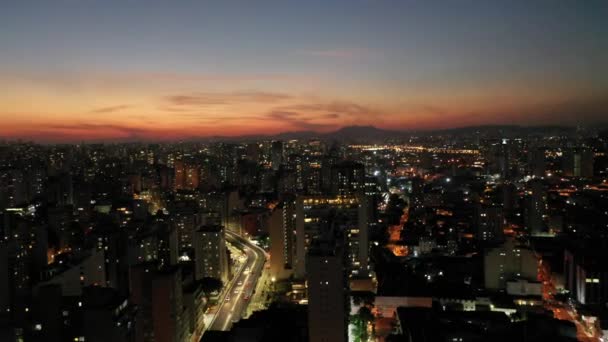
[193, 225, 229, 284]
[563, 148, 594, 178]
[130, 264, 186, 342]
[524, 179, 547, 236]
[476, 205, 505, 242]
[174, 159, 200, 190]
[307, 236, 347, 342]
[269, 198, 296, 280]
[527, 148, 546, 178]
[295, 195, 368, 278]
[330, 161, 365, 196]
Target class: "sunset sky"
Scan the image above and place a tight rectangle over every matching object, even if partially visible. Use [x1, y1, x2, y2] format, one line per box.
[1, 0, 607, 142]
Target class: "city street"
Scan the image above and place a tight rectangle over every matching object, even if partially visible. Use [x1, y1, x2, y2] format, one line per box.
[206, 230, 267, 332]
[539, 261, 602, 341]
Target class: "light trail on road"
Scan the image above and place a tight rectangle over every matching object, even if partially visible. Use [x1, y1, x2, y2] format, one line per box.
[205, 230, 267, 335]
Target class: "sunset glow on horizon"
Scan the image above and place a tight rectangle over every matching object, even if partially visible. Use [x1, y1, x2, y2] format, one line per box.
[1, 1, 607, 142]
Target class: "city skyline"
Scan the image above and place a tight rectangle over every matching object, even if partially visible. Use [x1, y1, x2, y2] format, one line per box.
[2, 2, 608, 341]
[1, 0, 607, 142]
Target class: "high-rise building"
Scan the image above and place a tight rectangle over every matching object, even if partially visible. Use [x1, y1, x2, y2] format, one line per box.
[563, 148, 594, 178]
[271, 141, 283, 171]
[524, 179, 547, 235]
[130, 264, 186, 342]
[409, 177, 424, 211]
[246, 143, 261, 163]
[307, 236, 347, 342]
[36, 248, 106, 297]
[488, 139, 512, 179]
[527, 148, 546, 178]
[564, 245, 608, 305]
[484, 238, 537, 290]
[305, 163, 323, 195]
[174, 159, 200, 190]
[169, 201, 200, 252]
[193, 225, 229, 284]
[0, 242, 9, 319]
[330, 161, 365, 196]
[269, 199, 296, 280]
[476, 205, 504, 242]
[286, 154, 304, 192]
[46, 172, 73, 206]
[81, 286, 136, 342]
[129, 222, 178, 268]
[498, 182, 517, 218]
[0, 169, 27, 209]
[295, 195, 368, 278]
[174, 160, 185, 190]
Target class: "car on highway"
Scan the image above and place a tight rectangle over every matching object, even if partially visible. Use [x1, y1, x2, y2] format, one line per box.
[225, 296, 231, 302]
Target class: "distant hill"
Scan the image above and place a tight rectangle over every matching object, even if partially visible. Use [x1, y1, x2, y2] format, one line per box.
[196, 124, 581, 143]
[424, 125, 580, 139]
[322, 125, 406, 142]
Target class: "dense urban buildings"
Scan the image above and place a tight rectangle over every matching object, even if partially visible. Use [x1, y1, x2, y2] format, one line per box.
[2, 1, 608, 341]
[0, 125, 607, 342]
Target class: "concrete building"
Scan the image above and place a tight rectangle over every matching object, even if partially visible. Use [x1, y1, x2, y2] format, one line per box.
[506, 279, 542, 297]
[169, 200, 201, 252]
[193, 225, 229, 284]
[36, 248, 106, 297]
[295, 195, 369, 279]
[271, 141, 283, 171]
[307, 237, 347, 342]
[563, 148, 594, 178]
[130, 264, 187, 342]
[484, 238, 537, 291]
[182, 282, 206, 342]
[0, 242, 9, 319]
[527, 148, 546, 178]
[128, 222, 178, 268]
[269, 199, 296, 281]
[524, 179, 547, 236]
[565, 246, 608, 305]
[476, 205, 504, 242]
[330, 161, 365, 196]
[174, 159, 201, 190]
[81, 286, 136, 342]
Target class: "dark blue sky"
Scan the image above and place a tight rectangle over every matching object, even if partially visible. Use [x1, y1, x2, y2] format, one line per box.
[1, 0, 607, 140]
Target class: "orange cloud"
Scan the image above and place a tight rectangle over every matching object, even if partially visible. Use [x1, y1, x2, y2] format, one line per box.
[90, 105, 132, 113]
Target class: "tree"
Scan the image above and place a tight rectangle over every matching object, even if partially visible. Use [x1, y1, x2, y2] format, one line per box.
[350, 306, 375, 342]
[352, 291, 375, 307]
[350, 314, 367, 342]
[200, 277, 223, 301]
[358, 306, 374, 324]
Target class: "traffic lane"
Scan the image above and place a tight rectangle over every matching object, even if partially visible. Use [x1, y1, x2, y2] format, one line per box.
[230, 232, 267, 262]
[211, 267, 248, 329]
[209, 232, 266, 331]
[219, 252, 257, 329]
[222, 241, 264, 329]
[209, 237, 250, 330]
[211, 237, 261, 330]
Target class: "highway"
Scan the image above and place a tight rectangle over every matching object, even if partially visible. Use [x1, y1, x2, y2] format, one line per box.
[207, 230, 267, 332]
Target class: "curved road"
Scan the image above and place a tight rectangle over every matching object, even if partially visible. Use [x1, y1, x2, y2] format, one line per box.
[207, 230, 266, 332]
